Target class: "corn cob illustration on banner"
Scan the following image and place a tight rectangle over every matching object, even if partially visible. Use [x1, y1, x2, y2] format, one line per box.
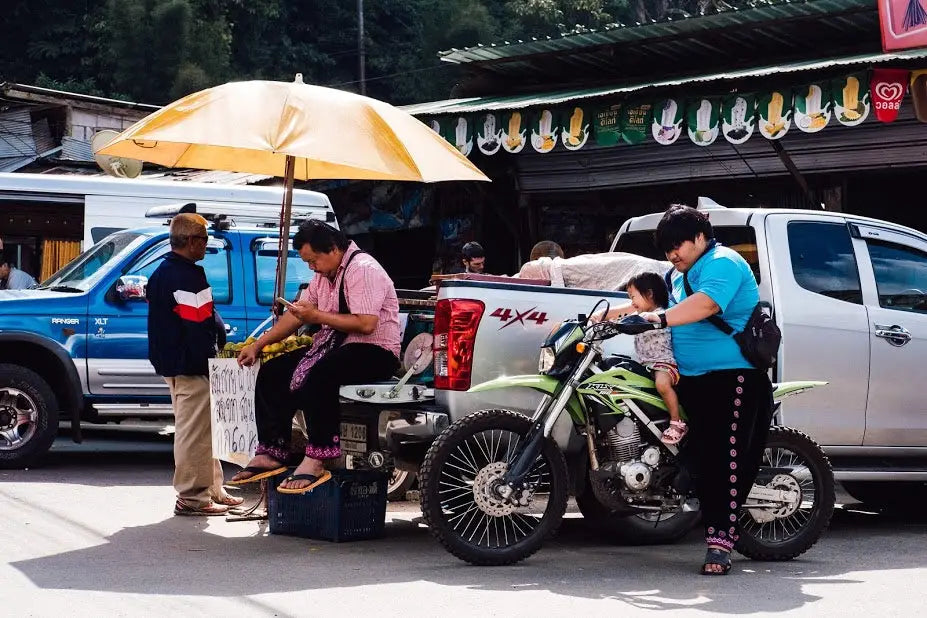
[794, 83, 833, 133]
[476, 113, 503, 155]
[561, 106, 591, 150]
[721, 94, 756, 144]
[687, 98, 721, 146]
[531, 109, 559, 153]
[758, 91, 792, 139]
[621, 102, 653, 144]
[832, 73, 871, 126]
[652, 98, 685, 145]
[500, 111, 527, 153]
[428, 118, 442, 136]
[909, 69, 927, 121]
[595, 103, 622, 146]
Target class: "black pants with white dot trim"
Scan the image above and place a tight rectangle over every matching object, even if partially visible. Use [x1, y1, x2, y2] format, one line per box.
[677, 368, 773, 551]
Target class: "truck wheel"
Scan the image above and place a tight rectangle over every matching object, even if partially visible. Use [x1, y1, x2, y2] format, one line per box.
[842, 481, 927, 513]
[387, 469, 416, 501]
[0, 364, 59, 469]
[575, 475, 700, 545]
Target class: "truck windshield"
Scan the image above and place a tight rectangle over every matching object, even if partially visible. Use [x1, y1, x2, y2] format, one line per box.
[36, 232, 147, 292]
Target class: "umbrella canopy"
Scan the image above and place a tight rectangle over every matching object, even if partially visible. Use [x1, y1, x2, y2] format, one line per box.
[97, 76, 488, 183]
[98, 76, 489, 305]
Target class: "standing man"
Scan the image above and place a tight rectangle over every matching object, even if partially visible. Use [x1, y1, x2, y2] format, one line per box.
[147, 213, 242, 516]
[446, 241, 486, 274]
[0, 250, 37, 290]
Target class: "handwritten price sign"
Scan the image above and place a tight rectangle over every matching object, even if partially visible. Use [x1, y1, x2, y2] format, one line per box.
[208, 358, 260, 467]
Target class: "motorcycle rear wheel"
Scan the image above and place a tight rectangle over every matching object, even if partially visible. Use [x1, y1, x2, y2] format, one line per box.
[735, 426, 835, 561]
[420, 409, 568, 566]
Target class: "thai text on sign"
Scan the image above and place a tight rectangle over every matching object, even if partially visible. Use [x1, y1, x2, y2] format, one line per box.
[208, 358, 259, 467]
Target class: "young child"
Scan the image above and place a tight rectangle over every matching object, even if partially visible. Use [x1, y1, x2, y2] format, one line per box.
[625, 272, 686, 445]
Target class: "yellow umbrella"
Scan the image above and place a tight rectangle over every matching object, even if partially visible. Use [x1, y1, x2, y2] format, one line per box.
[99, 74, 489, 299]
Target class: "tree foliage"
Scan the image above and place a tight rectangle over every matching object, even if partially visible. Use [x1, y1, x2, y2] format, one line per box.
[0, 0, 745, 106]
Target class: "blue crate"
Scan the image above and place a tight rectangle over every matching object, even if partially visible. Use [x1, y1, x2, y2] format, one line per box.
[267, 468, 388, 542]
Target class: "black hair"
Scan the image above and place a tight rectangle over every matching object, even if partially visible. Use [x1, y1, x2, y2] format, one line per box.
[0, 249, 14, 267]
[626, 272, 669, 310]
[461, 241, 485, 260]
[293, 219, 349, 253]
[654, 204, 714, 253]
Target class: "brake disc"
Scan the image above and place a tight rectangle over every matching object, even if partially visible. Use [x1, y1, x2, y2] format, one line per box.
[472, 462, 517, 517]
[746, 473, 802, 524]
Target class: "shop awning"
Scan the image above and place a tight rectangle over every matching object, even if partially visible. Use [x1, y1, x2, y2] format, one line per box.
[402, 49, 927, 116]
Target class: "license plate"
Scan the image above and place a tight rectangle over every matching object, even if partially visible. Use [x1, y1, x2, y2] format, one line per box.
[341, 422, 367, 454]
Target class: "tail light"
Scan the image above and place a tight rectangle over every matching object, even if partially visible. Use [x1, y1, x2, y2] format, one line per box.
[433, 298, 485, 391]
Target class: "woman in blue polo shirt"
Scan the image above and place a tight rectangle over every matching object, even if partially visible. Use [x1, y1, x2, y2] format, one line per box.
[639, 205, 771, 576]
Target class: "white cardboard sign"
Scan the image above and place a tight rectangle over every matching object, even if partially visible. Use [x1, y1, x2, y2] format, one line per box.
[208, 358, 260, 467]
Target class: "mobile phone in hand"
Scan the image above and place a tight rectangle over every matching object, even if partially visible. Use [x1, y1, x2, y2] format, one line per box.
[276, 297, 297, 310]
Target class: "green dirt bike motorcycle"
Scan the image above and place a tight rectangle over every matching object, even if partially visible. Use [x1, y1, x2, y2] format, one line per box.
[420, 305, 835, 566]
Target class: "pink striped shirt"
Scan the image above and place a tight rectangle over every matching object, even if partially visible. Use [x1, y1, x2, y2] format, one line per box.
[299, 242, 401, 357]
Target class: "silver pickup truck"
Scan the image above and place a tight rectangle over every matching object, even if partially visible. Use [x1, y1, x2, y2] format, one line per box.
[426, 205, 927, 511]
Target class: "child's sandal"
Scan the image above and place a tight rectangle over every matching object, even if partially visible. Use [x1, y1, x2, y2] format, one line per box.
[661, 420, 688, 445]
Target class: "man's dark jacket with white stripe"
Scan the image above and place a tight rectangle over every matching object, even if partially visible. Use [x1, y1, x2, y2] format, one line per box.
[147, 251, 218, 377]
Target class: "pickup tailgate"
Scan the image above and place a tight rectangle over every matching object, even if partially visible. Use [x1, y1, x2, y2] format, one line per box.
[436, 278, 632, 422]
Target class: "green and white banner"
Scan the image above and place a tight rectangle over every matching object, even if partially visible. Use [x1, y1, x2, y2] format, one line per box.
[560, 105, 591, 150]
[794, 83, 832, 133]
[530, 108, 559, 153]
[595, 103, 622, 147]
[687, 97, 721, 146]
[651, 98, 684, 145]
[476, 113, 502, 155]
[757, 91, 792, 140]
[832, 73, 870, 127]
[423, 71, 884, 156]
[621, 102, 653, 145]
[499, 111, 527, 153]
[721, 94, 755, 144]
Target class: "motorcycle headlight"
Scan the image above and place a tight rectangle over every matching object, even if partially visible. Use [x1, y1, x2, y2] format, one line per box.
[538, 346, 556, 374]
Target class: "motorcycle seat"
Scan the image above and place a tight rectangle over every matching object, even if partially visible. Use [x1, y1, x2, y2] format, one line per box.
[601, 354, 652, 380]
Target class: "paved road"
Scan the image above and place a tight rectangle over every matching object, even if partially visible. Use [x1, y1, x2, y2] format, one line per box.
[2, 427, 925, 617]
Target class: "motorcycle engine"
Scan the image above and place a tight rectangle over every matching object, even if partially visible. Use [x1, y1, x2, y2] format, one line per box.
[590, 417, 667, 510]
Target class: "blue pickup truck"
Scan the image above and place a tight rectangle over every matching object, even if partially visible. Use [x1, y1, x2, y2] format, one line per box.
[0, 203, 335, 468]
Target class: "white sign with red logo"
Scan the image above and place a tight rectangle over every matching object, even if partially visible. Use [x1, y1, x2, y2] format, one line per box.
[871, 68, 910, 122]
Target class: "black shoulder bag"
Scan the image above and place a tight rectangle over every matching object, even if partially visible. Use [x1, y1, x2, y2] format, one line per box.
[679, 270, 782, 370]
[327, 249, 365, 349]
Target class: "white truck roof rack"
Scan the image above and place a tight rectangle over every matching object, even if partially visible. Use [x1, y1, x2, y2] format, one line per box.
[144, 201, 336, 230]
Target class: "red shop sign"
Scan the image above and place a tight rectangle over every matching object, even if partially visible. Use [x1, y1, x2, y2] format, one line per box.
[871, 68, 910, 121]
[880, 0, 927, 51]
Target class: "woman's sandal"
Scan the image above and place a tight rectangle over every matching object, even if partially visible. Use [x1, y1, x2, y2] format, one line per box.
[276, 470, 332, 495]
[701, 547, 733, 576]
[661, 420, 689, 445]
[227, 465, 287, 485]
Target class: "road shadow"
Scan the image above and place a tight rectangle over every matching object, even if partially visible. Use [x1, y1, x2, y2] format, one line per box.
[9, 501, 927, 613]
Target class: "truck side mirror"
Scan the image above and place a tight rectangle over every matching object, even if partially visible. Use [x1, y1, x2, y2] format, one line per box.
[115, 275, 148, 302]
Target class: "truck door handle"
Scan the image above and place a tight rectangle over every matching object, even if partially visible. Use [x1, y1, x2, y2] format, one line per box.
[224, 324, 237, 334]
[874, 324, 912, 347]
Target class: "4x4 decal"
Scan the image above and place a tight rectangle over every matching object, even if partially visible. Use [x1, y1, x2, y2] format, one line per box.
[490, 307, 549, 330]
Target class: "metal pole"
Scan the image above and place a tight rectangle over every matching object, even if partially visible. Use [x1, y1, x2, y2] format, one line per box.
[358, 0, 366, 95]
[273, 155, 297, 319]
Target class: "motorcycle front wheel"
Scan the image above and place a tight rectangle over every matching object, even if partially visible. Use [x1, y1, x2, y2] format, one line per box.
[736, 426, 835, 561]
[420, 409, 569, 566]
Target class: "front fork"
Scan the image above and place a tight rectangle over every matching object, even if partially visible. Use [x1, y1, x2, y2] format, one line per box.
[500, 348, 597, 493]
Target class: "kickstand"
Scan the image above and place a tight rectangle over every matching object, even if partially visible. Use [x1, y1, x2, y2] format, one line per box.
[225, 479, 269, 522]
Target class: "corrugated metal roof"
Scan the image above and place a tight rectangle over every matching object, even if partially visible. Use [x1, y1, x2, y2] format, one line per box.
[440, 0, 875, 65]
[137, 169, 273, 185]
[59, 136, 93, 161]
[403, 49, 927, 115]
[0, 109, 36, 159]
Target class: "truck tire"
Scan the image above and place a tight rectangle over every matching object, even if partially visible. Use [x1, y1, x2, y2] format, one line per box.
[575, 475, 700, 545]
[842, 481, 927, 513]
[0, 364, 59, 469]
[387, 469, 416, 501]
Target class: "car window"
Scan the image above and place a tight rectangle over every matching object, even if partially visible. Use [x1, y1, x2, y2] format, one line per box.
[787, 222, 862, 304]
[39, 232, 145, 291]
[614, 226, 761, 282]
[127, 238, 232, 304]
[254, 243, 312, 305]
[867, 240, 927, 314]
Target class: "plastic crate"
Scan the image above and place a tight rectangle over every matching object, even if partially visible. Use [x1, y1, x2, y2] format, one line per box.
[267, 468, 388, 542]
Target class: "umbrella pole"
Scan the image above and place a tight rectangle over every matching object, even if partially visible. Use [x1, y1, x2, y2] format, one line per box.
[273, 155, 297, 320]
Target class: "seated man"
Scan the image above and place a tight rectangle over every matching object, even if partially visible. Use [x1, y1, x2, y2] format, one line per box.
[230, 220, 400, 493]
[0, 251, 37, 290]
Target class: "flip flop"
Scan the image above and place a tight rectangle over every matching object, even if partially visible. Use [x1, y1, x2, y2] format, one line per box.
[276, 470, 332, 494]
[227, 465, 287, 485]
